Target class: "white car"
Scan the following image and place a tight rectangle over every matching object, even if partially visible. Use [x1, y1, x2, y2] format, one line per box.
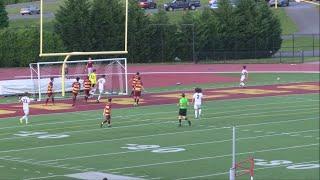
[20, 6, 40, 15]
[209, 0, 235, 9]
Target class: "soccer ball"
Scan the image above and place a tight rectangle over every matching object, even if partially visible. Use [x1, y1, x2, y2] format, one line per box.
[277, 77, 280, 81]
[240, 82, 245, 87]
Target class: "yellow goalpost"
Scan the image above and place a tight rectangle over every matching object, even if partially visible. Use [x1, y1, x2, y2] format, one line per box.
[39, 0, 129, 97]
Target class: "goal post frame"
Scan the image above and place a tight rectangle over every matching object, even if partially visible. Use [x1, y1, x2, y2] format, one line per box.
[30, 58, 128, 100]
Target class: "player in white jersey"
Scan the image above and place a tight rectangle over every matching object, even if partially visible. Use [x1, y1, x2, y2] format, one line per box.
[192, 87, 203, 119]
[19, 92, 32, 124]
[96, 75, 106, 103]
[240, 65, 248, 87]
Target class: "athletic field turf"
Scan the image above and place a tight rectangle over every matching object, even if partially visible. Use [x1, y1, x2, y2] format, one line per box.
[0, 92, 319, 179]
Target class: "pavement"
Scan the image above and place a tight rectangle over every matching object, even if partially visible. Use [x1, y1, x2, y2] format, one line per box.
[284, 1, 320, 34]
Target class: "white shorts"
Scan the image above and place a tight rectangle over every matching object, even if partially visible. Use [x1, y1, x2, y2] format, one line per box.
[240, 75, 246, 82]
[23, 108, 29, 115]
[99, 88, 104, 94]
[194, 104, 201, 110]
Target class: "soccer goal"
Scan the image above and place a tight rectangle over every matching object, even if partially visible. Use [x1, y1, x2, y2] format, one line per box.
[29, 58, 128, 101]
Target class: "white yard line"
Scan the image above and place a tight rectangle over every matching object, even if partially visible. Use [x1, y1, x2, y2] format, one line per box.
[37, 129, 318, 163]
[0, 116, 316, 154]
[0, 98, 317, 131]
[176, 160, 320, 180]
[0, 92, 318, 123]
[0, 105, 317, 142]
[105, 144, 319, 171]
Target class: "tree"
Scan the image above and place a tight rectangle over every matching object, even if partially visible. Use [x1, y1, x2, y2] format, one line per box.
[149, 10, 178, 62]
[90, 0, 124, 52]
[0, 0, 9, 29]
[214, 0, 238, 53]
[127, 0, 152, 63]
[176, 11, 197, 62]
[54, 0, 92, 52]
[255, 0, 282, 57]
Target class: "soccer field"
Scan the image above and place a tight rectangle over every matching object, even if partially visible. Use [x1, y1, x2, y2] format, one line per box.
[0, 93, 319, 180]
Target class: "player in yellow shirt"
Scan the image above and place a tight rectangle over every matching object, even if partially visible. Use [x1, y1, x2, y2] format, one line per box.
[89, 69, 97, 97]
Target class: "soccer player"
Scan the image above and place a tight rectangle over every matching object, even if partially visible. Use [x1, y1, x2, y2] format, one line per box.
[19, 92, 31, 125]
[72, 77, 81, 106]
[86, 57, 94, 75]
[130, 72, 140, 97]
[97, 75, 106, 103]
[240, 65, 248, 87]
[100, 98, 112, 128]
[192, 87, 203, 119]
[89, 69, 97, 97]
[178, 93, 191, 127]
[45, 77, 55, 105]
[133, 77, 144, 106]
[83, 76, 91, 102]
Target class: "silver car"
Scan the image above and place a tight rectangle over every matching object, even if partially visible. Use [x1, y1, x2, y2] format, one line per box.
[20, 6, 40, 15]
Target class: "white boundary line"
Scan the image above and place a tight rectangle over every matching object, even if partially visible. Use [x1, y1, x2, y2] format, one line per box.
[0, 116, 316, 154]
[36, 129, 319, 163]
[176, 160, 320, 180]
[105, 143, 319, 171]
[0, 103, 318, 142]
[0, 105, 317, 142]
[0, 102, 317, 142]
[0, 84, 318, 120]
[0, 98, 317, 131]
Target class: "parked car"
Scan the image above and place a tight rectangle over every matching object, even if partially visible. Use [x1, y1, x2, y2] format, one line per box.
[268, 0, 289, 7]
[209, 0, 235, 9]
[164, 0, 201, 11]
[138, 0, 157, 9]
[20, 5, 40, 15]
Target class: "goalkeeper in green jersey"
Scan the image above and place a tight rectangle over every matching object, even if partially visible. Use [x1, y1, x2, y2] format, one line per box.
[178, 93, 191, 127]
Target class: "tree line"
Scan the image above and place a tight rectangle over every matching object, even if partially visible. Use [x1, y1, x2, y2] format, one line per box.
[0, 0, 282, 67]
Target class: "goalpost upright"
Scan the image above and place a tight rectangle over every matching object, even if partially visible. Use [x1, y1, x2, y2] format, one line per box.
[38, 0, 129, 99]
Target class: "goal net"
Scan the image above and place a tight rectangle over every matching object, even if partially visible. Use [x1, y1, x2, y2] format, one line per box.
[29, 58, 128, 101]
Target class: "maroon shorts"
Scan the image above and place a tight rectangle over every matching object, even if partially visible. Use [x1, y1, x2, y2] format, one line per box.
[47, 93, 53, 97]
[105, 115, 111, 120]
[72, 92, 78, 97]
[134, 91, 141, 97]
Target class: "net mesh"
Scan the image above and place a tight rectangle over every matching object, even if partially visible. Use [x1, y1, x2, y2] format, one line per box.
[30, 58, 127, 100]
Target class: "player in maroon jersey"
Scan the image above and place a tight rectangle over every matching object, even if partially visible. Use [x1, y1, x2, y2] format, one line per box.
[71, 77, 81, 106]
[100, 98, 112, 127]
[45, 77, 55, 105]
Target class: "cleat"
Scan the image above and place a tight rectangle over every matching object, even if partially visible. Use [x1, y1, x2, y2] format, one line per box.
[108, 124, 112, 128]
[100, 123, 103, 128]
[19, 118, 23, 124]
[188, 121, 191, 126]
[179, 123, 182, 127]
[96, 100, 100, 103]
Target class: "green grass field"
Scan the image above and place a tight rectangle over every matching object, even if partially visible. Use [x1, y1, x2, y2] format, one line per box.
[0, 71, 319, 180]
[0, 93, 319, 180]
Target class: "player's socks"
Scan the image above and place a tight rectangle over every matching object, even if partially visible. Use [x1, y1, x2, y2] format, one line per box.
[199, 109, 202, 117]
[187, 119, 191, 126]
[194, 111, 198, 119]
[25, 117, 28, 124]
[179, 119, 182, 126]
[45, 98, 49, 105]
[52, 97, 55, 105]
[19, 117, 23, 124]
